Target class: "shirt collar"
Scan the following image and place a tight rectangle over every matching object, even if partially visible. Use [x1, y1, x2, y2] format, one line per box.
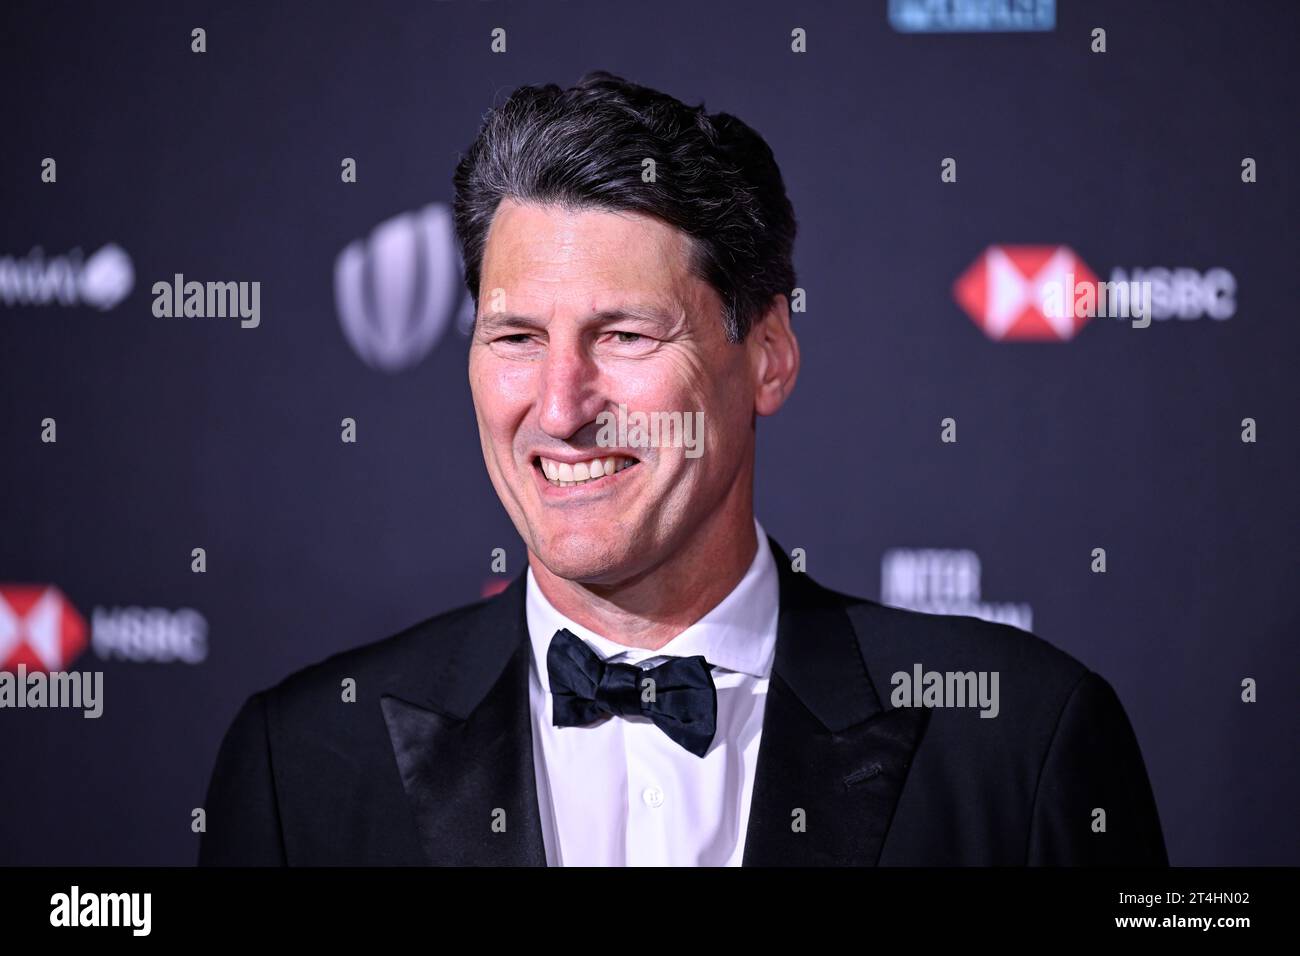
[525, 518, 779, 692]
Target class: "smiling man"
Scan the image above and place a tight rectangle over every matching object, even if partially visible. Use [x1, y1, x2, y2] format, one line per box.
[199, 71, 1167, 867]
[467, 195, 786, 642]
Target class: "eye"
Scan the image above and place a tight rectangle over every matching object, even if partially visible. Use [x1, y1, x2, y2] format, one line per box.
[498, 333, 532, 345]
[600, 329, 656, 353]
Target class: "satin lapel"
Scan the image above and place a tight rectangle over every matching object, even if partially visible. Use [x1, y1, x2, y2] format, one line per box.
[743, 538, 931, 866]
[380, 574, 546, 866]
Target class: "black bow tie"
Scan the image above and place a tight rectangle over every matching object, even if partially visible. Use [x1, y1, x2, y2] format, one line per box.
[546, 628, 718, 757]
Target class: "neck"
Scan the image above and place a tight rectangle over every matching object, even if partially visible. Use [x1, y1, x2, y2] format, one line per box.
[528, 489, 759, 651]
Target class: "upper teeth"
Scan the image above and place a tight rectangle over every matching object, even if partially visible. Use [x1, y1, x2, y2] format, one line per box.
[539, 456, 636, 485]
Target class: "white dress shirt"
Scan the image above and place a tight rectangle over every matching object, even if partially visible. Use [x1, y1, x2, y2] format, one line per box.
[525, 518, 779, 866]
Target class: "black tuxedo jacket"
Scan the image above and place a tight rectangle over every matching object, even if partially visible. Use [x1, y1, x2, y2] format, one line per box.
[198, 537, 1168, 866]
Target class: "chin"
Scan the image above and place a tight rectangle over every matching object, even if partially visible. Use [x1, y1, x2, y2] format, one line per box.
[531, 530, 642, 585]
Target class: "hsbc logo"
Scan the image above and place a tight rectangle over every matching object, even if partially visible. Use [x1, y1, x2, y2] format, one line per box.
[1110, 266, 1236, 322]
[335, 203, 474, 373]
[954, 245, 1099, 341]
[0, 585, 88, 672]
[954, 244, 1237, 341]
[0, 584, 208, 669]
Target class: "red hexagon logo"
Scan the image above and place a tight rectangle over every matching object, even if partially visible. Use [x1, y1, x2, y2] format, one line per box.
[0, 585, 89, 673]
[954, 245, 1099, 341]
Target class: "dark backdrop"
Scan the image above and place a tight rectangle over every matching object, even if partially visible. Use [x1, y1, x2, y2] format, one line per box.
[1, 0, 1296, 865]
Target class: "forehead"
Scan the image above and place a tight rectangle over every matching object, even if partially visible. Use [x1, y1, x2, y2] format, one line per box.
[479, 198, 703, 311]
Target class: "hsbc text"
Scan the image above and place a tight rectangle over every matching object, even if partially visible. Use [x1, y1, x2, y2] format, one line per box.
[1107, 267, 1236, 321]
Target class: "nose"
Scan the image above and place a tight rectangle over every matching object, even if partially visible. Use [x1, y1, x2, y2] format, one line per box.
[537, 337, 604, 440]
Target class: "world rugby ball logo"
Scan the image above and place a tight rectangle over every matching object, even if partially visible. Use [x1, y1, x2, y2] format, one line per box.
[334, 203, 469, 373]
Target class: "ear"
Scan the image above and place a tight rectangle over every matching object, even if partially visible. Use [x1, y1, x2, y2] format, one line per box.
[749, 294, 800, 417]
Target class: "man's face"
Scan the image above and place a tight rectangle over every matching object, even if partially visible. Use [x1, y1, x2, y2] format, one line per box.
[468, 198, 758, 586]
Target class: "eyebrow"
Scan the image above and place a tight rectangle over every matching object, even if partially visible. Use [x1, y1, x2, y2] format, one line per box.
[474, 305, 677, 334]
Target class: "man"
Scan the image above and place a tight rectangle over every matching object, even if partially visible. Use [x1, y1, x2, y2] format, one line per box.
[199, 72, 1167, 866]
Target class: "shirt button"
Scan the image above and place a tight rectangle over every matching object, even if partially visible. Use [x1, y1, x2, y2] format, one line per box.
[642, 786, 665, 808]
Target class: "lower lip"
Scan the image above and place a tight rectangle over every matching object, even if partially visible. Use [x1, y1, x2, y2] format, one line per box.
[532, 460, 639, 500]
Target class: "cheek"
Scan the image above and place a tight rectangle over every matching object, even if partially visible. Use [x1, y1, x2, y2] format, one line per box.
[471, 355, 536, 432]
[700, 362, 753, 455]
[593, 356, 660, 401]
[599, 350, 710, 411]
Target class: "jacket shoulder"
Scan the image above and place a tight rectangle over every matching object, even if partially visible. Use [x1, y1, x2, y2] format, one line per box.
[814, 586, 1165, 865]
[263, 593, 496, 703]
[823, 586, 1093, 732]
[201, 592, 504, 866]
[839, 590, 1087, 687]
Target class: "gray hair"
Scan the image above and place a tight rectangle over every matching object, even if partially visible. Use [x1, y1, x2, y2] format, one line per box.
[452, 71, 797, 343]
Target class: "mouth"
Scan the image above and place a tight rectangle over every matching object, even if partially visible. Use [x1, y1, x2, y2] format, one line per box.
[534, 454, 639, 489]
